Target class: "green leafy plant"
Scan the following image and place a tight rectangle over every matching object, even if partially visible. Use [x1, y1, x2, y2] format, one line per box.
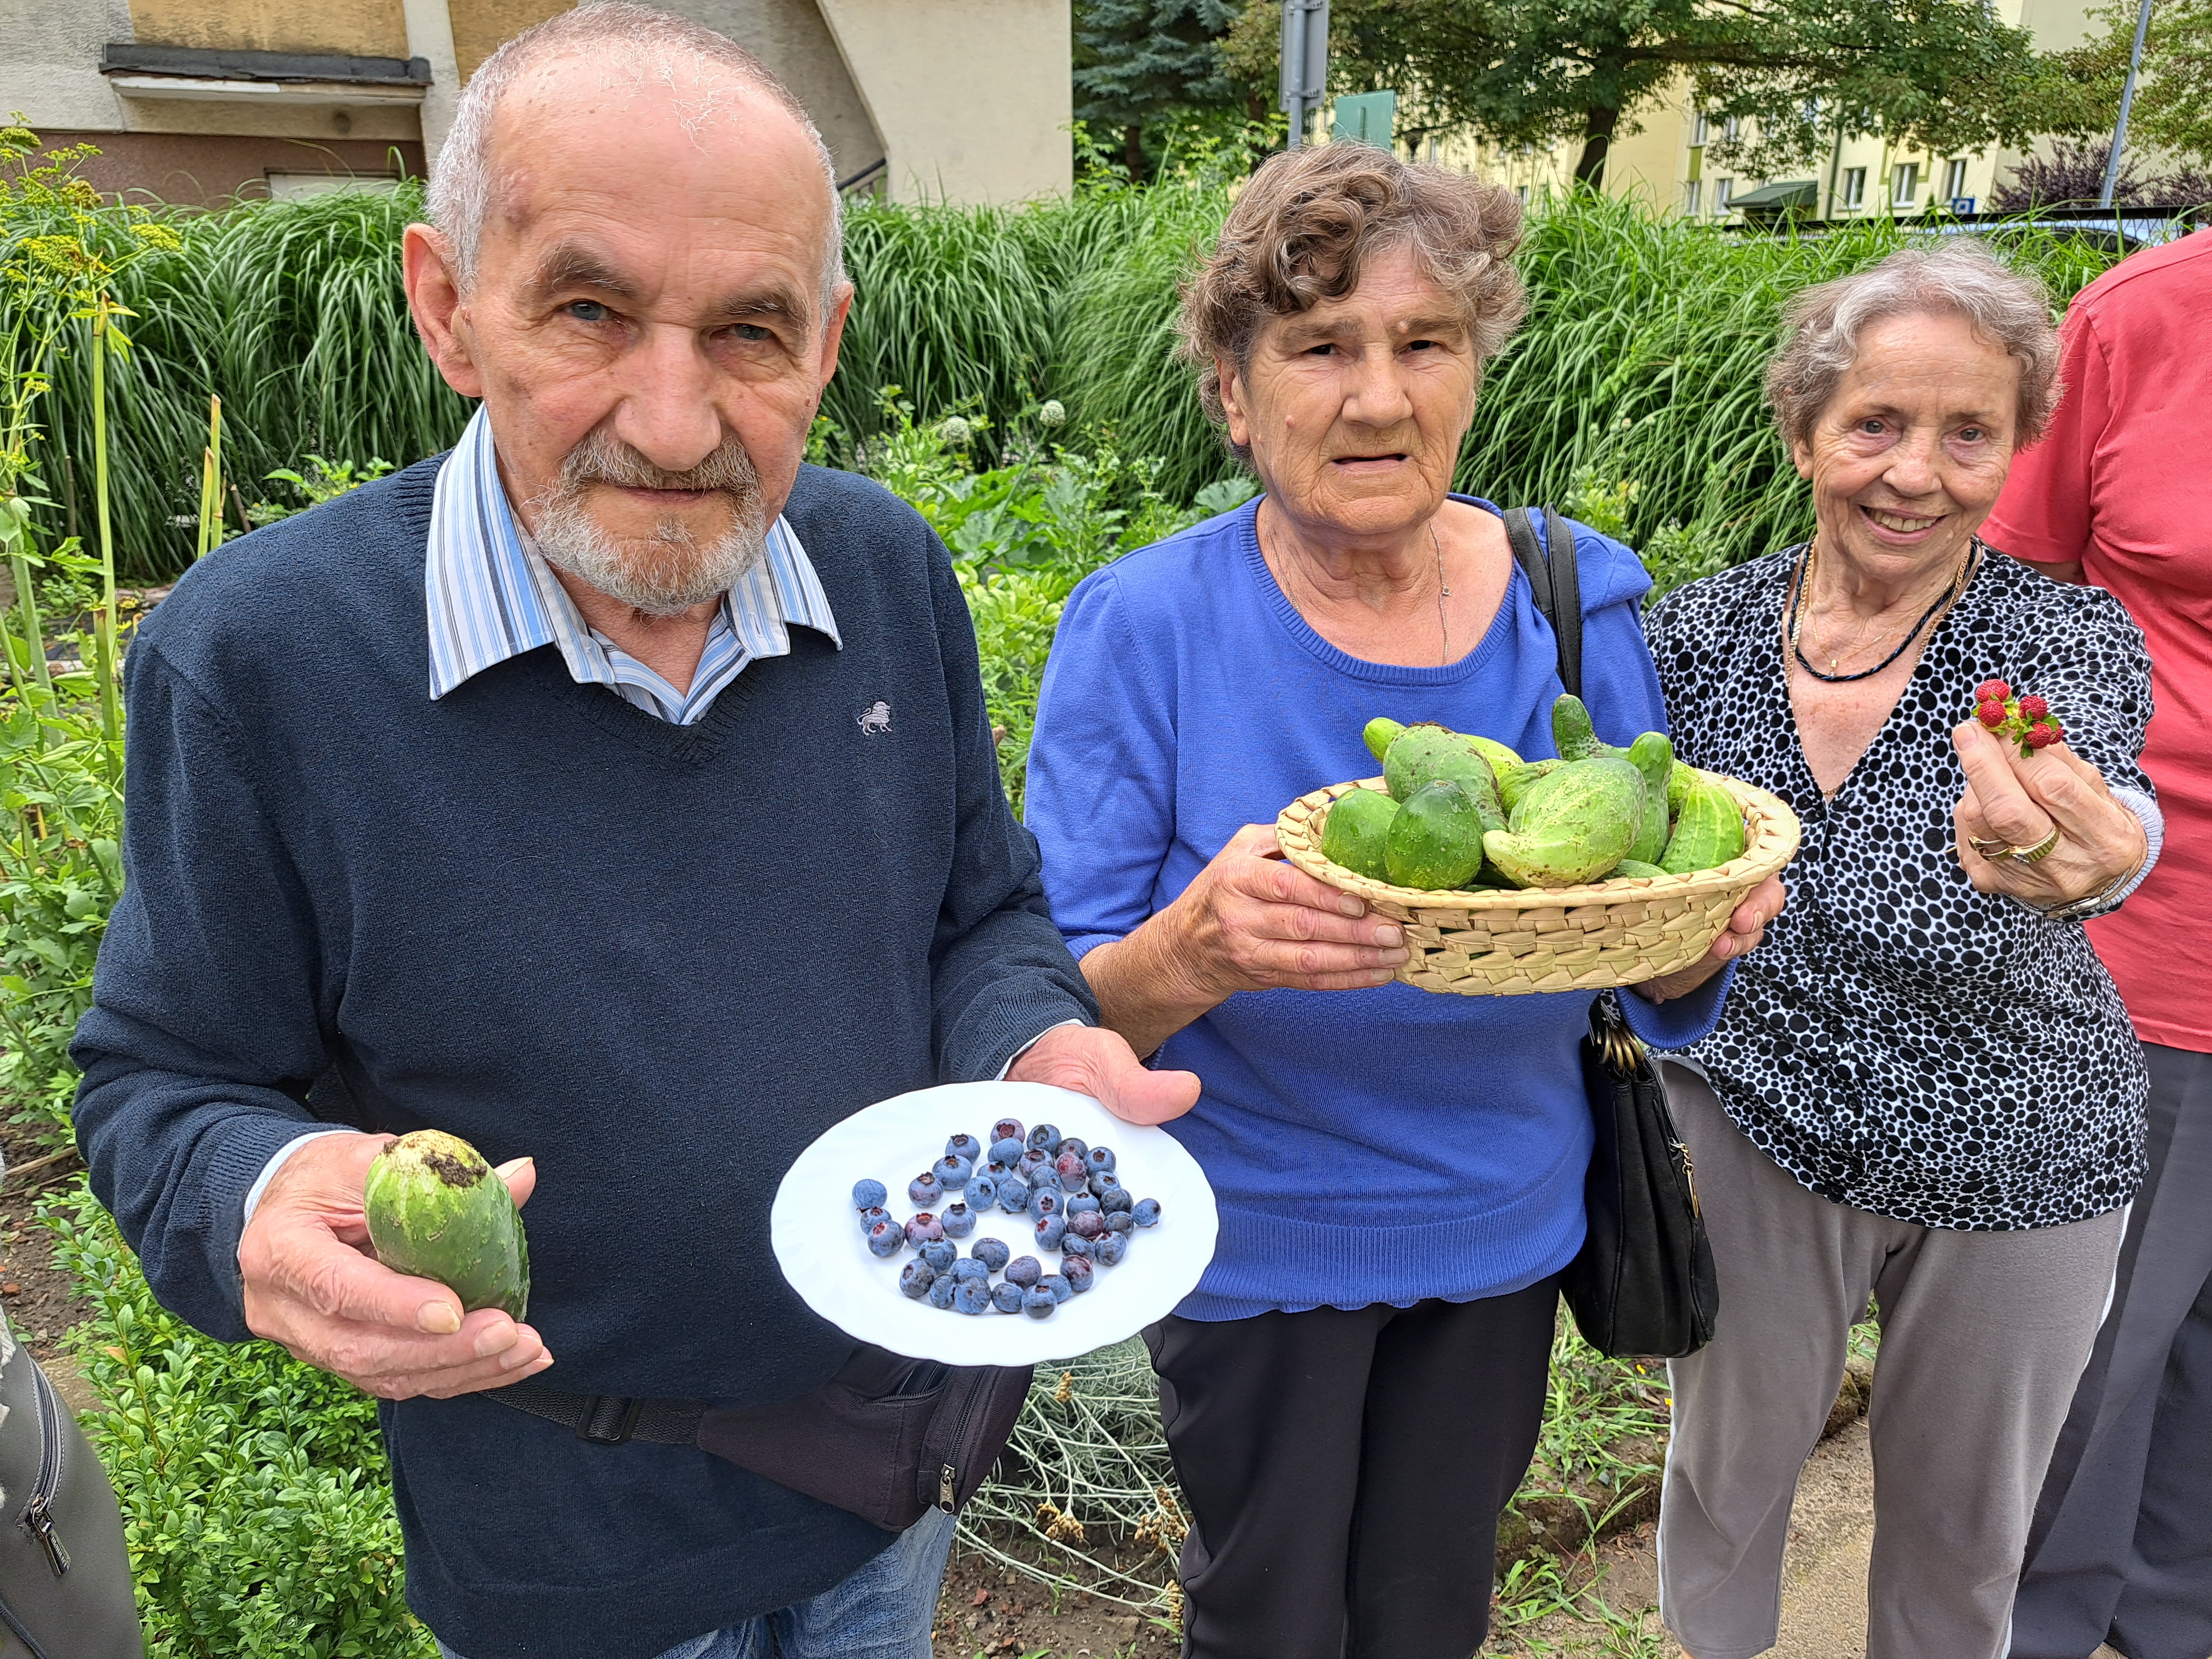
[248, 453, 395, 525]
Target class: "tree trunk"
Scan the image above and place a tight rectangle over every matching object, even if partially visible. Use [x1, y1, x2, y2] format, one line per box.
[1124, 123, 1145, 181]
[1574, 105, 1621, 188]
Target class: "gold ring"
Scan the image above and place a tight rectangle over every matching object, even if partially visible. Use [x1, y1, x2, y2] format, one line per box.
[1968, 835, 2013, 860]
[2011, 827, 2062, 864]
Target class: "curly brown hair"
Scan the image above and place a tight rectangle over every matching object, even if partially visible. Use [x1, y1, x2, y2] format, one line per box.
[1177, 144, 1528, 458]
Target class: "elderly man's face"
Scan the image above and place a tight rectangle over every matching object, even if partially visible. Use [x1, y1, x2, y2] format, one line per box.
[405, 56, 848, 613]
[1793, 309, 2019, 588]
[1218, 243, 1480, 544]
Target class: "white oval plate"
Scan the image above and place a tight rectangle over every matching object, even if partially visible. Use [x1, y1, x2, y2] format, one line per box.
[771, 1081, 1218, 1365]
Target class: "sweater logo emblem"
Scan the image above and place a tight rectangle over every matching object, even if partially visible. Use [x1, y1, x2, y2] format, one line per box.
[857, 700, 893, 736]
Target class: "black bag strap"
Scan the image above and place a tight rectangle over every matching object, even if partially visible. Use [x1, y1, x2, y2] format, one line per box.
[1502, 506, 1583, 701]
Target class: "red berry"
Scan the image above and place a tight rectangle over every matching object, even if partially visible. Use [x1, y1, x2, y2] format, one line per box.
[2018, 694, 2049, 719]
[1976, 700, 2007, 727]
[1975, 679, 2011, 703]
[2026, 721, 2061, 749]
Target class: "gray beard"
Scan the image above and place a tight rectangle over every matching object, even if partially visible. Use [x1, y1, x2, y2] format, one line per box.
[530, 430, 770, 616]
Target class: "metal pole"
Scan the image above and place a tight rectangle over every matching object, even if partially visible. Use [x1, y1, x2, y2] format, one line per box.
[1281, 0, 1328, 150]
[2100, 0, 2157, 208]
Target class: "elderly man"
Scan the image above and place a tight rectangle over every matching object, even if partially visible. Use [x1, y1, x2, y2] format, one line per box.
[70, 8, 1193, 1659]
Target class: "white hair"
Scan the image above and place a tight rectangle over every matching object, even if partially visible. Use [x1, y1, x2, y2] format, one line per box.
[1766, 238, 2063, 449]
[425, 1, 847, 319]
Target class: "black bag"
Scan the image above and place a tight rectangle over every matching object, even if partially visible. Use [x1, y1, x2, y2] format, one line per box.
[497, 1344, 1032, 1533]
[0, 1321, 145, 1658]
[1501, 505, 1720, 1360]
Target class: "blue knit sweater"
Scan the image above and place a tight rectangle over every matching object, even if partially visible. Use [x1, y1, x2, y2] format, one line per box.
[71, 458, 1097, 1659]
[1025, 498, 1728, 1321]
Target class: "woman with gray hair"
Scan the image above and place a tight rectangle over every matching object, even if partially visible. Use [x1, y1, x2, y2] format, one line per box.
[1024, 144, 1782, 1659]
[1644, 238, 2162, 1659]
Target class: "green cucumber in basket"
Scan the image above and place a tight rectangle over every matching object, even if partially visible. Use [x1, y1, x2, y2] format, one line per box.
[1484, 755, 1643, 888]
[1660, 777, 1748, 874]
[1610, 859, 1668, 880]
[1622, 731, 1675, 865]
[1363, 717, 1407, 762]
[1384, 779, 1487, 891]
[1319, 786, 1398, 879]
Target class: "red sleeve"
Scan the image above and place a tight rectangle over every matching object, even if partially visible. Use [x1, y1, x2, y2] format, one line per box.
[1982, 307, 2111, 567]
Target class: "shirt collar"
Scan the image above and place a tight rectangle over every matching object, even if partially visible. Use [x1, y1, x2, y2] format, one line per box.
[425, 407, 840, 704]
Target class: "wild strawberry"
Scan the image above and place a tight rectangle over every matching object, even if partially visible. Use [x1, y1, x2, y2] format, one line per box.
[1975, 679, 2012, 704]
[2026, 721, 2062, 749]
[1976, 699, 2008, 727]
[2018, 694, 2049, 719]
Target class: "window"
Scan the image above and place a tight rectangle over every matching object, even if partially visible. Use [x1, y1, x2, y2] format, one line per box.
[1692, 111, 1710, 145]
[1684, 178, 1702, 216]
[1891, 162, 1919, 207]
[1715, 177, 1735, 213]
[1840, 166, 1867, 210]
[1516, 184, 1529, 207]
[1944, 158, 1970, 204]
[1724, 115, 1741, 142]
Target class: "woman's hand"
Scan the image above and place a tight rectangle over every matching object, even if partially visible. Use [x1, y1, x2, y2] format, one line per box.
[1630, 874, 1787, 1004]
[1951, 722, 2146, 907]
[1081, 824, 1412, 1059]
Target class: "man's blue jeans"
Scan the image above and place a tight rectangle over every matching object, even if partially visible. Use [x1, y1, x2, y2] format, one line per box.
[437, 1508, 956, 1659]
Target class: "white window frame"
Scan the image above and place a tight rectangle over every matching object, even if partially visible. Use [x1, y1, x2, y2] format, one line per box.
[1891, 161, 1919, 207]
[1692, 111, 1711, 146]
[1715, 176, 1735, 213]
[1684, 178, 1702, 216]
[1840, 166, 1867, 210]
[1944, 158, 1970, 203]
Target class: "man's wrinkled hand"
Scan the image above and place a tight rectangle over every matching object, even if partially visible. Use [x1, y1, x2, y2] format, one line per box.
[238, 1132, 552, 1400]
[1006, 1023, 1200, 1127]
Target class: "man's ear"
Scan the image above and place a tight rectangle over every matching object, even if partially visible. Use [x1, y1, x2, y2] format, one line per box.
[814, 281, 854, 394]
[402, 223, 485, 399]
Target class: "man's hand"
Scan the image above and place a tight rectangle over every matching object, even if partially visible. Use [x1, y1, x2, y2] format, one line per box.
[1631, 874, 1786, 1004]
[1006, 1023, 1200, 1127]
[238, 1132, 552, 1400]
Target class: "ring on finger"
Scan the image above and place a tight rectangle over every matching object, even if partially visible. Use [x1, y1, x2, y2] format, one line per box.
[1967, 835, 2013, 860]
[2011, 827, 2062, 864]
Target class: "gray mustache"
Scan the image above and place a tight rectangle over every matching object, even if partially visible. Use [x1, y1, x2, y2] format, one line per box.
[556, 428, 762, 499]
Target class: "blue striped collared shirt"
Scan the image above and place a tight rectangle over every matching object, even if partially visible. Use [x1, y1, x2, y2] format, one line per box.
[425, 408, 840, 724]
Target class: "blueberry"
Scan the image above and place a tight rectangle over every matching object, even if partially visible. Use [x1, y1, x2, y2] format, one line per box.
[1069, 1209, 1106, 1241]
[1056, 1151, 1088, 1193]
[927, 1273, 958, 1310]
[1004, 1255, 1043, 1289]
[920, 1238, 956, 1272]
[857, 1204, 890, 1235]
[945, 1132, 982, 1163]
[1086, 1147, 1116, 1176]
[988, 1137, 1026, 1168]
[996, 1175, 1031, 1214]
[1040, 1273, 1073, 1305]
[1031, 1189, 1062, 1221]
[951, 1257, 989, 1284]
[968, 1174, 999, 1211]
[1130, 1197, 1161, 1227]
[990, 1117, 1025, 1149]
[1060, 1255, 1095, 1294]
[1087, 1171, 1112, 1198]
[1059, 1231, 1094, 1260]
[1065, 1194, 1100, 1217]
[1058, 1137, 1088, 1163]
[971, 1237, 1011, 1273]
[1016, 1149, 1051, 1182]
[934, 1154, 972, 1190]
[899, 1260, 936, 1300]
[1034, 1213, 1067, 1250]
[1094, 1230, 1128, 1267]
[852, 1178, 888, 1211]
[1099, 1184, 1133, 1216]
[1029, 1123, 1064, 1154]
[1021, 1286, 1056, 1319]
[867, 1220, 906, 1259]
[904, 1213, 944, 1247]
[1105, 1211, 1134, 1234]
[941, 1202, 976, 1239]
[991, 1281, 1025, 1314]
[953, 1280, 992, 1316]
[908, 1172, 942, 1207]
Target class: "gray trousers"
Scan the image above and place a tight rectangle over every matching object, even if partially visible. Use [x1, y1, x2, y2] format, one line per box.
[1656, 1063, 2125, 1659]
[2010, 1042, 2212, 1659]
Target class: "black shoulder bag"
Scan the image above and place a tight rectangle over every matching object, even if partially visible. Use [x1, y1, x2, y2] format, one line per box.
[1502, 507, 1719, 1360]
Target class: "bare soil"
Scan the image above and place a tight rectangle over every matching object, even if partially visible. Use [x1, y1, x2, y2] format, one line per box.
[0, 1119, 100, 1410]
[934, 1534, 1179, 1659]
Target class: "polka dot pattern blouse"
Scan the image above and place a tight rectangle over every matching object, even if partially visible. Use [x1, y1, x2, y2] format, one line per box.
[1645, 548, 2152, 1230]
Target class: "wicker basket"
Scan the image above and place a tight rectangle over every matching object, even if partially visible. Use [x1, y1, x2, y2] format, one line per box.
[1275, 772, 1802, 996]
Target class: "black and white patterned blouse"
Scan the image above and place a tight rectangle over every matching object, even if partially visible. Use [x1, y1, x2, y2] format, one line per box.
[1645, 548, 2153, 1230]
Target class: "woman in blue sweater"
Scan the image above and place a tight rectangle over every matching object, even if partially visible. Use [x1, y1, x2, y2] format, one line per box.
[1025, 146, 1783, 1659]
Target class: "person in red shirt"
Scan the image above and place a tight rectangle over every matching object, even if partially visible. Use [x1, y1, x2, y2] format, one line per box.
[1987, 226, 2212, 1659]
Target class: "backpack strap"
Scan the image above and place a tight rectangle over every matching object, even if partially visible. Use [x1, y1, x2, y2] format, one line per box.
[1502, 506, 1584, 701]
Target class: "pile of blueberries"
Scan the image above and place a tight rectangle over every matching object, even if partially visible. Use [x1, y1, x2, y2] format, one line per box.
[852, 1116, 1164, 1320]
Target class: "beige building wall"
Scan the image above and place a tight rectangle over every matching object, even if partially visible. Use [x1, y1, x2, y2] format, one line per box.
[127, 0, 410, 56]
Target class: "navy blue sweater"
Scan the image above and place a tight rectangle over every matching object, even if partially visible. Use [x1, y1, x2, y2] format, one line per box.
[72, 457, 1097, 1659]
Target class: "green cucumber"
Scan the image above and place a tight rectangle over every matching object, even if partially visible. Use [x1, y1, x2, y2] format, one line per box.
[1363, 718, 1407, 763]
[1383, 779, 1487, 891]
[1484, 755, 1644, 887]
[1666, 760, 1699, 819]
[1623, 731, 1675, 865]
[1319, 786, 1399, 879]
[365, 1129, 530, 1320]
[1497, 757, 1563, 816]
[1659, 777, 1748, 874]
[1552, 694, 1606, 762]
[1610, 859, 1668, 880]
[1382, 728, 1506, 835]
